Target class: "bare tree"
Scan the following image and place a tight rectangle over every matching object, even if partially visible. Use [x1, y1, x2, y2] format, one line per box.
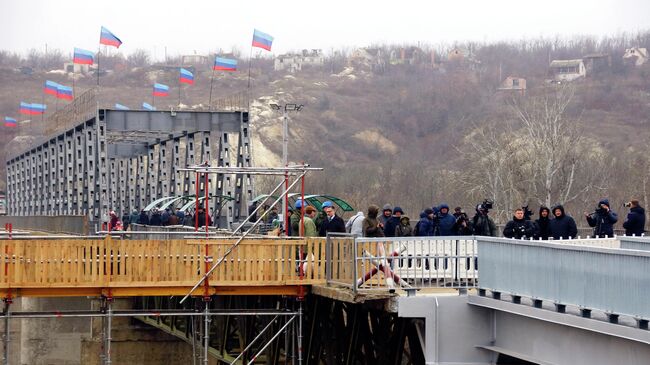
[127, 49, 151, 67]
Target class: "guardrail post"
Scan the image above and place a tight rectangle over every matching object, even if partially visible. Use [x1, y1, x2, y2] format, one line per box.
[352, 236, 358, 295]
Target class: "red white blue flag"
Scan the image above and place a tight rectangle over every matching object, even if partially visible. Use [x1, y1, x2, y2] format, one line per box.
[44, 80, 60, 96]
[153, 83, 169, 97]
[100, 26, 122, 48]
[213, 57, 237, 71]
[73, 48, 94, 65]
[179, 68, 194, 84]
[56, 84, 74, 100]
[20, 102, 46, 115]
[4, 117, 17, 127]
[252, 29, 273, 51]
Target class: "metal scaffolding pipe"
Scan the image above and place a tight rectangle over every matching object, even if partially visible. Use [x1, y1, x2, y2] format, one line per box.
[250, 315, 296, 362]
[0, 310, 298, 319]
[106, 301, 113, 365]
[298, 301, 303, 365]
[229, 178, 286, 236]
[180, 171, 307, 304]
[203, 304, 210, 365]
[229, 315, 279, 364]
[2, 300, 10, 365]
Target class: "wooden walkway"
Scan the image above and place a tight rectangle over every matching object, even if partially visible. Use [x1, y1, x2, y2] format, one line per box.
[0, 237, 327, 298]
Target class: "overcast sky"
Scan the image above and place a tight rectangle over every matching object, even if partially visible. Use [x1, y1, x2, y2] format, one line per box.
[2, 0, 649, 60]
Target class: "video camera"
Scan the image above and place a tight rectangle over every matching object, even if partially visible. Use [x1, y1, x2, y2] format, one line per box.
[476, 199, 494, 214]
[522, 205, 534, 220]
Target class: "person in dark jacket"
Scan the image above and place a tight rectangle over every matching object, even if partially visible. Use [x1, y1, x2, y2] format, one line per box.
[435, 203, 456, 236]
[535, 206, 552, 240]
[161, 208, 171, 226]
[415, 208, 435, 236]
[137, 209, 150, 225]
[452, 207, 473, 235]
[503, 208, 536, 239]
[149, 209, 162, 226]
[623, 200, 646, 236]
[383, 206, 404, 237]
[395, 216, 413, 237]
[472, 206, 497, 236]
[380, 204, 393, 226]
[129, 209, 139, 229]
[585, 199, 618, 238]
[549, 204, 577, 239]
[319, 201, 346, 237]
[362, 205, 385, 237]
[196, 207, 213, 227]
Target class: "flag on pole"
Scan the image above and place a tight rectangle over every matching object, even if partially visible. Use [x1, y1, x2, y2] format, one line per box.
[252, 29, 274, 51]
[213, 57, 237, 71]
[20, 102, 46, 115]
[153, 83, 169, 97]
[179, 68, 194, 84]
[100, 26, 122, 48]
[56, 84, 74, 100]
[4, 117, 17, 127]
[142, 102, 155, 111]
[73, 48, 94, 65]
[114, 103, 129, 110]
[44, 80, 60, 96]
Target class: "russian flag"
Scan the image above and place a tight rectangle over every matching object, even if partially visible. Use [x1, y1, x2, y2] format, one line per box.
[56, 84, 74, 100]
[153, 83, 169, 97]
[213, 57, 237, 71]
[100, 26, 122, 48]
[114, 103, 129, 110]
[179, 68, 194, 84]
[4, 117, 17, 127]
[252, 29, 274, 51]
[73, 48, 94, 65]
[142, 102, 155, 111]
[44, 80, 60, 96]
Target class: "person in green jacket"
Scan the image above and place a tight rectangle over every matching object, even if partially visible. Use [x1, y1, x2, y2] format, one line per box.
[290, 200, 305, 236]
[303, 206, 319, 237]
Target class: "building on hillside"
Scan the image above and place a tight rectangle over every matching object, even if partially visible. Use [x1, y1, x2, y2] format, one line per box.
[349, 47, 385, 72]
[389, 47, 425, 65]
[549, 59, 586, 82]
[582, 53, 611, 75]
[63, 62, 90, 74]
[181, 54, 209, 66]
[623, 47, 648, 66]
[446, 47, 481, 70]
[497, 76, 526, 94]
[274, 49, 324, 73]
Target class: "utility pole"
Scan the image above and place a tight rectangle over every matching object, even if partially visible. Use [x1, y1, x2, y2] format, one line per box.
[270, 103, 304, 235]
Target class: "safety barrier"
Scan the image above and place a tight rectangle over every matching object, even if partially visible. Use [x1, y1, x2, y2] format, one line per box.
[326, 235, 478, 293]
[477, 236, 650, 320]
[0, 237, 327, 297]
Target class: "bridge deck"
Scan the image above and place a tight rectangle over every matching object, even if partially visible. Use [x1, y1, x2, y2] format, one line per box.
[0, 237, 327, 298]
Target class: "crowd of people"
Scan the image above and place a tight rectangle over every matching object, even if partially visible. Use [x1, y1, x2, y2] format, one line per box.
[279, 198, 645, 240]
[108, 206, 213, 231]
[109, 197, 646, 239]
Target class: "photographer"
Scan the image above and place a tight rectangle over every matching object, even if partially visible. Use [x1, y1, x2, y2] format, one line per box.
[452, 207, 473, 235]
[585, 199, 618, 238]
[622, 199, 646, 236]
[503, 208, 536, 239]
[472, 200, 497, 237]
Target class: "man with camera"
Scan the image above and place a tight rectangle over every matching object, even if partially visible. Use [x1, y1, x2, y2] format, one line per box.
[585, 199, 618, 238]
[622, 199, 646, 236]
[472, 200, 497, 237]
[503, 208, 536, 239]
[452, 207, 473, 235]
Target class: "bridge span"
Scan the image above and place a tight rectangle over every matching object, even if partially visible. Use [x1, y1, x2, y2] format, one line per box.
[0, 233, 648, 364]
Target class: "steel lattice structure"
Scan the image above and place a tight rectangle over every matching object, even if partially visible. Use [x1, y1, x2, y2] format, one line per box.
[5, 90, 254, 228]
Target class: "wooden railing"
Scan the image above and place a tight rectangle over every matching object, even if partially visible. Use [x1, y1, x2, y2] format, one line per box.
[0, 237, 327, 297]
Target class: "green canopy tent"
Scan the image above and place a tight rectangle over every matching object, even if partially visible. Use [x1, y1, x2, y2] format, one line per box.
[250, 193, 354, 212]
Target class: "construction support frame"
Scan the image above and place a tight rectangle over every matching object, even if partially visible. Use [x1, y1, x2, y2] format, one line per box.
[0, 305, 301, 365]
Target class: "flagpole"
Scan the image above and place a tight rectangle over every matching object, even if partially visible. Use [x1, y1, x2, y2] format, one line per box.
[208, 67, 215, 111]
[152, 86, 155, 109]
[246, 44, 253, 111]
[96, 46, 100, 86]
[178, 71, 182, 107]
